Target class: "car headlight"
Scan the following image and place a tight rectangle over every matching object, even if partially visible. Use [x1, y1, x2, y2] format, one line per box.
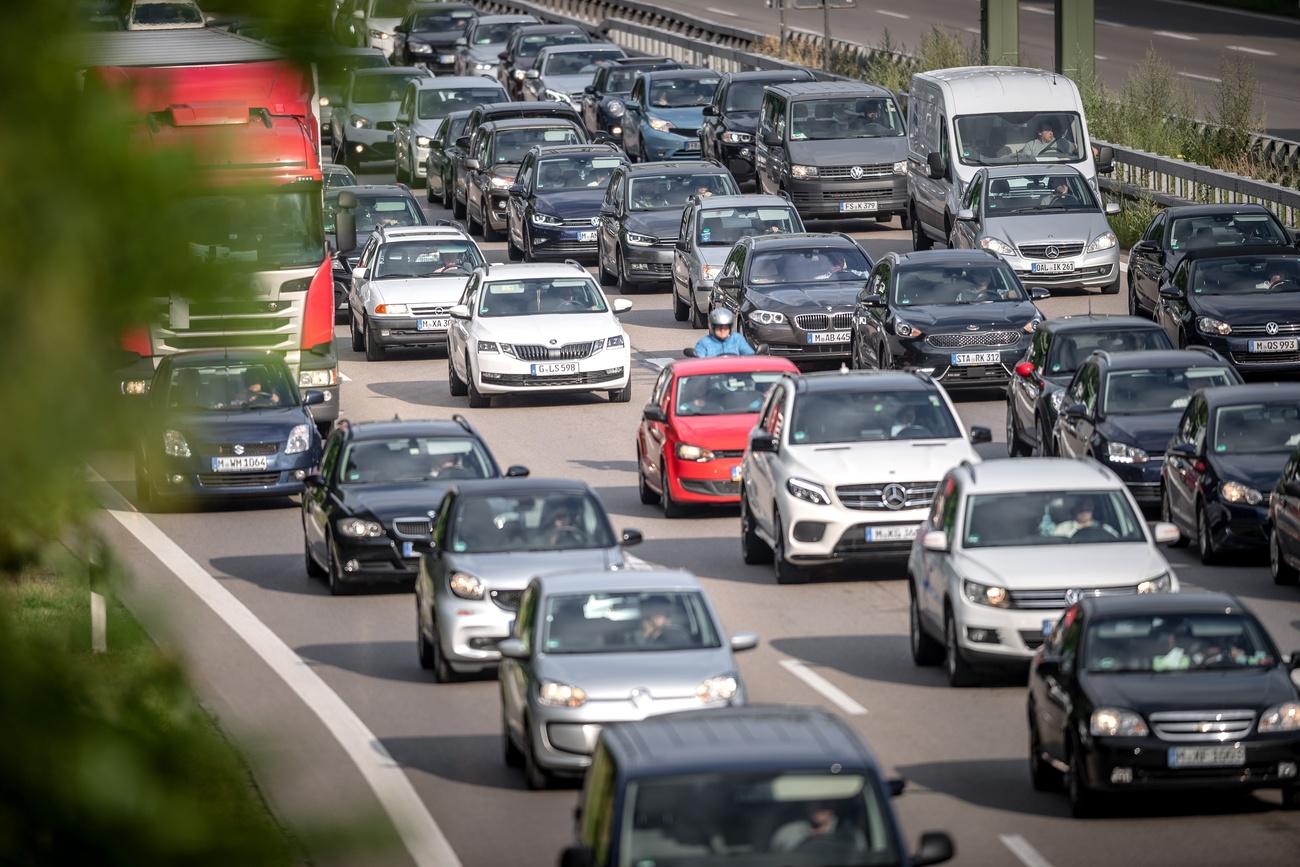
[790, 164, 818, 179]
[539, 680, 587, 707]
[1197, 316, 1232, 336]
[368, 29, 390, 40]
[894, 319, 922, 338]
[978, 236, 1015, 256]
[337, 517, 384, 538]
[373, 303, 409, 315]
[477, 340, 498, 353]
[786, 477, 831, 505]
[1089, 708, 1149, 738]
[513, 69, 526, 80]
[416, 135, 432, 147]
[676, 443, 716, 462]
[1106, 441, 1148, 464]
[696, 674, 739, 703]
[748, 309, 786, 326]
[892, 159, 908, 175]
[490, 175, 514, 189]
[299, 368, 337, 388]
[701, 264, 721, 281]
[962, 579, 1011, 608]
[449, 571, 484, 599]
[1049, 391, 1066, 412]
[475, 62, 495, 73]
[531, 211, 562, 226]
[1222, 480, 1264, 505]
[1086, 231, 1118, 252]
[1023, 316, 1042, 333]
[606, 99, 625, 118]
[1136, 572, 1173, 594]
[350, 114, 370, 129]
[319, 96, 330, 107]
[545, 89, 574, 107]
[606, 334, 625, 349]
[721, 131, 753, 144]
[163, 429, 191, 458]
[408, 41, 432, 54]
[284, 423, 312, 455]
[648, 117, 673, 132]
[1259, 702, 1300, 733]
[625, 231, 656, 247]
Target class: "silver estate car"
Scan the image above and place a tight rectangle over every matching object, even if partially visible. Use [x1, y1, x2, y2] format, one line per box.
[949, 164, 1122, 295]
[498, 569, 758, 789]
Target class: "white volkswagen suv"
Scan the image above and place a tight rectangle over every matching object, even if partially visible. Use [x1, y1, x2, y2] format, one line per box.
[907, 458, 1182, 687]
[446, 262, 634, 407]
[740, 369, 989, 584]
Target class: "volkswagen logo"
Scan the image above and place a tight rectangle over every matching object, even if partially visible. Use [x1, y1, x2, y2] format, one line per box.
[629, 688, 652, 711]
[1064, 588, 1083, 605]
[548, 338, 558, 345]
[1045, 245, 1060, 259]
[849, 165, 864, 180]
[1266, 321, 1279, 335]
[882, 483, 908, 510]
[233, 444, 245, 456]
[590, 216, 600, 227]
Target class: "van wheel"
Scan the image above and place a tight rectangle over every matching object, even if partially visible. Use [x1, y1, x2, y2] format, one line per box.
[452, 191, 466, 219]
[690, 291, 707, 328]
[910, 205, 933, 251]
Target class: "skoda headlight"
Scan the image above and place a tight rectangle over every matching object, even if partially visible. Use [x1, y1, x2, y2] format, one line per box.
[721, 131, 753, 144]
[1222, 481, 1264, 505]
[978, 236, 1015, 256]
[477, 340, 499, 353]
[894, 319, 922, 338]
[748, 309, 786, 326]
[606, 334, 625, 348]
[350, 114, 370, 129]
[163, 429, 191, 458]
[531, 211, 562, 226]
[1107, 441, 1148, 464]
[606, 99, 625, 118]
[1086, 231, 1118, 253]
[696, 674, 739, 703]
[539, 680, 587, 707]
[449, 572, 484, 600]
[892, 160, 908, 175]
[676, 443, 716, 462]
[1090, 708, 1149, 737]
[1259, 702, 1300, 733]
[337, 517, 384, 538]
[416, 135, 432, 147]
[1136, 572, 1173, 594]
[648, 117, 673, 132]
[1197, 316, 1232, 336]
[625, 231, 655, 247]
[284, 424, 311, 455]
[962, 579, 1011, 609]
[790, 164, 818, 179]
[373, 303, 409, 316]
[786, 477, 831, 505]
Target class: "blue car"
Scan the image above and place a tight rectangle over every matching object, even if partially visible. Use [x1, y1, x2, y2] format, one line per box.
[505, 143, 625, 261]
[134, 351, 326, 510]
[622, 68, 722, 163]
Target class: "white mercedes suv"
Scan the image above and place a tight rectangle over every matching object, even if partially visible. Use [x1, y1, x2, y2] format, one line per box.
[740, 369, 989, 584]
[907, 457, 1182, 687]
[446, 262, 634, 407]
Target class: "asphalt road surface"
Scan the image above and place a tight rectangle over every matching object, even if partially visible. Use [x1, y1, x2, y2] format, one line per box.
[96, 159, 1300, 867]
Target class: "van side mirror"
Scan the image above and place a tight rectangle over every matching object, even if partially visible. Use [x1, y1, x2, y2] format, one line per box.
[1095, 145, 1115, 174]
[926, 152, 945, 180]
[911, 831, 955, 867]
[303, 389, 327, 407]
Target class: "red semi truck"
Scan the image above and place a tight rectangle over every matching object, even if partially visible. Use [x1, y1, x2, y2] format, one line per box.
[84, 28, 339, 425]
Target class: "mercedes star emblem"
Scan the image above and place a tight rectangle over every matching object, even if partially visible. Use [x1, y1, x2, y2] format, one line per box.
[1266, 321, 1279, 335]
[1045, 245, 1060, 259]
[233, 444, 245, 456]
[882, 483, 908, 510]
[966, 324, 979, 331]
[549, 339, 558, 345]
[849, 165, 864, 180]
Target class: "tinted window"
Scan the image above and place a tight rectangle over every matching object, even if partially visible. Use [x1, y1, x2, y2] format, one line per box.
[411, 8, 475, 31]
[963, 490, 1145, 548]
[789, 96, 904, 141]
[893, 265, 1027, 305]
[675, 371, 786, 417]
[697, 206, 800, 246]
[1103, 366, 1237, 414]
[474, 22, 521, 44]
[491, 127, 582, 164]
[164, 362, 296, 412]
[648, 76, 720, 108]
[1170, 212, 1289, 252]
[748, 246, 872, 284]
[1189, 255, 1300, 294]
[338, 437, 492, 484]
[353, 73, 425, 104]
[984, 173, 1098, 214]
[723, 80, 782, 112]
[790, 389, 960, 445]
[132, 2, 201, 24]
[478, 277, 607, 317]
[542, 591, 720, 653]
[418, 87, 505, 119]
[544, 50, 624, 76]
[534, 155, 623, 191]
[1046, 328, 1170, 375]
[627, 173, 736, 210]
[1213, 402, 1300, 454]
[373, 239, 483, 278]
[519, 31, 587, 56]
[954, 111, 1085, 166]
[325, 193, 423, 234]
[605, 68, 638, 92]
[1085, 614, 1278, 673]
[449, 492, 615, 552]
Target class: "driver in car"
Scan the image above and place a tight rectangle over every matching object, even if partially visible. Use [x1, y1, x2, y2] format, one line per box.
[1049, 497, 1117, 539]
[240, 373, 281, 408]
[543, 498, 587, 547]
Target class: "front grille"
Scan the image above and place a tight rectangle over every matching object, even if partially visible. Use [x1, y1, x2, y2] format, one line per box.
[213, 442, 278, 457]
[512, 341, 595, 361]
[679, 479, 741, 496]
[409, 304, 449, 316]
[1231, 350, 1300, 365]
[1149, 710, 1255, 742]
[790, 189, 890, 203]
[713, 449, 744, 458]
[197, 472, 281, 488]
[487, 368, 624, 387]
[818, 163, 894, 180]
[836, 482, 937, 511]
[926, 330, 1020, 348]
[1230, 322, 1300, 335]
[535, 241, 597, 254]
[559, 217, 600, 227]
[490, 588, 523, 611]
[831, 525, 915, 555]
[1019, 630, 1047, 650]
[391, 517, 433, 539]
[1017, 242, 1085, 259]
[793, 312, 853, 331]
[1008, 585, 1138, 610]
[935, 363, 1010, 383]
[769, 342, 850, 356]
[154, 295, 304, 354]
[669, 126, 699, 138]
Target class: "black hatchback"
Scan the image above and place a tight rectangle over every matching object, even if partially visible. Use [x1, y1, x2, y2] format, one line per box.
[505, 143, 625, 262]
[699, 68, 814, 185]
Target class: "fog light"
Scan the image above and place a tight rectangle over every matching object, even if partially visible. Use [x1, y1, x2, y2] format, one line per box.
[611, 126, 622, 135]
[380, 329, 391, 337]
[740, 147, 751, 157]
[293, 469, 307, 480]
[792, 521, 826, 543]
[966, 627, 999, 644]
[354, 144, 363, 153]
[344, 559, 359, 573]
[630, 262, 650, 271]
[169, 474, 184, 485]
[1110, 767, 1133, 784]
[121, 379, 150, 396]
[1280, 761, 1298, 779]
[323, 391, 333, 401]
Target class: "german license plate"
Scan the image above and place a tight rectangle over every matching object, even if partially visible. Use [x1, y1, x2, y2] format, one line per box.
[438, 54, 455, 63]
[952, 351, 1001, 366]
[1030, 261, 1075, 273]
[808, 330, 850, 344]
[730, 464, 742, 482]
[401, 541, 416, 558]
[416, 318, 449, 331]
[531, 362, 579, 376]
[211, 456, 269, 472]
[1248, 338, 1298, 353]
[839, 200, 878, 212]
[864, 524, 918, 543]
[681, 140, 700, 151]
[1168, 745, 1245, 768]
[578, 230, 597, 242]
[1042, 618, 1055, 636]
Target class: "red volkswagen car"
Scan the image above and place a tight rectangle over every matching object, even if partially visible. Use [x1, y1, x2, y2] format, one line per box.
[637, 356, 798, 516]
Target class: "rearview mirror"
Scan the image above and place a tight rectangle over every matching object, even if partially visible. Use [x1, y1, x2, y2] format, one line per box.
[1030, 287, 1051, 300]
[642, 403, 667, 423]
[729, 632, 759, 652]
[1104, 202, 1121, 216]
[464, 157, 481, 171]
[969, 426, 992, 444]
[750, 431, 776, 453]
[955, 208, 975, 222]
[1152, 521, 1181, 545]
[926, 152, 945, 180]
[921, 530, 948, 552]
[497, 638, 528, 660]
[612, 298, 633, 314]
[302, 389, 327, 407]
[911, 832, 955, 867]
[448, 304, 471, 320]
[505, 464, 530, 477]
[620, 528, 643, 546]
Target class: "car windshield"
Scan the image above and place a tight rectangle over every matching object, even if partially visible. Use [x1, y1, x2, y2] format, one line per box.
[323, 165, 358, 189]
[535, 155, 622, 190]
[1046, 329, 1170, 375]
[1213, 402, 1300, 454]
[544, 50, 623, 76]
[491, 127, 582, 164]
[338, 437, 492, 484]
[478, 277, 607, 316]
[449, 492, 615, 552]
[474, 21, 521, 44]
[319, 53, 388, 89]
[893, 265, 1028, 305]
[519, 31, 587, 57]
[542, 591, 720, 653]
[163, 362, 296, 412]
[790, 389, 960, 445]
[698, 206, 800, 246]
[675, 371, 785, 417]
[411, 9, 474, 31]
[628, 174, 735, 210]
[984, 173, 1098, 214]
[373, 239, 483, 278]
[748, 246, 872, 285]
[353, 73, 425, 104]
[419, 87, 504, 119]
[963, 490, 1145, 548]
[176, 190, 324, 269]
[1170, 212, 1290, 253]
[648, 76, 720, 108]
[1103, 366, 1237, 415]
[1084, 614, 1278, 673]
[620, 772, 901, 864]
[605, 68, 639, 92]
[325, 193, 423, 234]
[724, 79, 792, 112]
[132, 2, 201, 24]
[955, 111, 1086, 166]
[1190, 255, 1300, 295]
[372, 0, 407, 16]
[789, 96, 905, 141]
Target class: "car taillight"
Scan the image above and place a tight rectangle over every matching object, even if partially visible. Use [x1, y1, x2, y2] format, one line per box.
[301, 258, 334, 353]
[121, 326, 151, 357]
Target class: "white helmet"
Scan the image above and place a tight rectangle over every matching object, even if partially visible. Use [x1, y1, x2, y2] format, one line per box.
[709, 308, 736, 329]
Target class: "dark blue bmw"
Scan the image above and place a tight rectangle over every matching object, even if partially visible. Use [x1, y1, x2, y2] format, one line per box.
[504, 143, 625, 262]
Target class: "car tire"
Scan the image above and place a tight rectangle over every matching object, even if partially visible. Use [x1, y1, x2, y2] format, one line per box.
[1029, 709, 1061, 792]
[638, 447, 661, 505]
[1067, 741, 1098, 818]
[1100, 275, 1120, 295]
[673, 286, 690, 321]
[944, 608, 979, 687]
[467, 201, 482, 236]
[442, 175, 453, 210]
[448, 354, 469, 396]
[467, 362, 491, 408]
[502, 708, 524, 768]
[429, 620, 459, 683]
[614, 248, 632, 294]
[1281, 784, 1300, 810]
[326, 534, 350, 597]
[507, 232, 523, 262]
[363, 319, 386, 362]
[1270, 526, 1299, 585]
[452, 191, 466, 219]
[134, 452, 155, 512]
[911, 204, 933, 251]
[661, 467, 685, 518]
[482, 214, 503, 243]
[426, 173, 437, 203]
[350, 314, 364, 352]
[417, 607, 435, 670]
[304, 521, 326, 579]
[740, 490, 773, 565]
[1038, 417, 1055, 457]
[395, 157, 408, 185]
[690, 292, 707, 329]
[1127, 278, 1141, 317]
[1197, 501, 1219, 565]
[772, 511, 807, 585]
[909, 581, 943, 666]
[1007, 403, 1032, 457]
[1161, 487, 1190, 548]
[608, 385, 631, 403]
[523, 721, 553, 790]
[599, 250, 616, 287]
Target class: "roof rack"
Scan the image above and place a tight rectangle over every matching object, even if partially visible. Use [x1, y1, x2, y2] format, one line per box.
[563, 259, 586, 271]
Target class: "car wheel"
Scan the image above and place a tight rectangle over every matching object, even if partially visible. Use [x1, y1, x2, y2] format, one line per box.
[417, 606, 435, 670]
[772, 510, 807, 585]
[638, 447, 661, 505]
[673, 285, 689, 321]
[615, 248, 632, 294]
[363, 318, 386, 362]
[1126, 277, 1140, 317]
[448, 353, 468, 396]
[326, 534, 350, 597]
[690, 291, 707, 329]
[467, 199, 482, 236]
[1160, 487, 1190, 548]
[599, 249, 616, 287]
[608, 384, 631, 403]
[911, 205, 933, 251]
[304, 520, 326, 579]
[1197, 501, 1219, 565]
[909, 580, 943, 666]
[452, 190, 466, 219]
[1028, 708, 1061, 792]
[944, 608, 979, 687]
[523, 720, 553, 790]
[1007, 403, 1031, 457]
[350, 313, 364, 352]
[482, 213, 503, 243]
[426, 172, 437, 203]
[467, 361, 491, 408]
[1067, 741, 1098, 818]
[502, 708, 524, 768]
[1270, 526, 1299, 585]
[395, 157, 408, 185]
[661, 466, 685, 518]
[1100, 275, 1120, 295]
[428, 620, 459, 683]
[878, 341, 891, 371]
[134, 452, 155, 511]
[1281, 784, 1300, 810]
[1038, 417, 1055, 457]
[441, 174, 453, 210]
[506, 231, 523, 262]
[740, 489, 773, 565]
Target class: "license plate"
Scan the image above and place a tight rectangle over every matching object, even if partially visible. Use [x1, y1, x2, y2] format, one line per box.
[839, 200, 879, 212]
[681, 141, 700, 151]
[1030, 261, 1075, 273]
[952, 351, 1001, 366]
[864, 524, 918, 543]
[730, 464, 742, 482]
[416, 318, 449, 331]
[439, 55, 455, 63]
[1042, 619, 1055, 636]
[211, 456, 269, 472]
[531, 362, 579, 376]
[401, 541, 416, 558]
[808, 330, 850, 344]
[578, 230, 597, 242]
[1248, 338, 1298, 353]
[1168, 745, 1245, 768]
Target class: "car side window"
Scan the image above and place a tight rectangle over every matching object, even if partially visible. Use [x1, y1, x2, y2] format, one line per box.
[936, 114, 949, 174]
[320, 432, 344, 482]
[460, 274, 480, 306]
[768, 392, 788, 440]
[517, 155, 534, 191]
[678, 209, 693, 250]
[475, 133, 491, 164]
[1145, 211, 1166, 244]
[721, 244, 746, 279]
[1028, 328, 1049, 369]
[872, 260, 891, 295]
[1174, 262, 1189, 292]
[773, 97, 787, 140]
[928, 475, 952, 528]
[963, 174, 982, 211]
[431, 492, 453, 548]
[1066, 362, 1092, 407]
[579, 743, 617, 865]
[940, 480, 960, 540]
[514, 584, 537, 650]
[434, 116, 449, 145]
[758, 384, 784, 433]
[359, 236, 380, 267]
[650, 368, 671, 407]
[1058, 612, 1083, 672]
[759, 94, 775, 140]
[398, 89, 412, 124]
[1080, 365, 1100, 416]
[631, 79, 643, 103]
[1186, 395, 1208, 451]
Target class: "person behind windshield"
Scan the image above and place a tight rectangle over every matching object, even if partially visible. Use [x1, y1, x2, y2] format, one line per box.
[694, 182, 714, 199]
[541, 282, 586, 313]
[542, 497, 587, 546]
[1019, 119, 1075, 158]
[694, 308, 754, 358]
[1042, 179, 1080, 207]
[430, 248, 464, 274]
[957, 272, 999, 303]
[1150, 618, 1195, 672]
[771, 802, 843, 853]
[1046, 497, 1117, 539]
[638, 595, 689, 646]
[240, 373, 281, 408]
[1267, 268, 1297, 290]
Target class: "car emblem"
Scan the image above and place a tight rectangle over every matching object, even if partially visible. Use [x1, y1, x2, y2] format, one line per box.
[1064, 588, 1083, 605]
[233, 444, 245, 456]
[1045, 245, 1060, 259]
[1266, 321, 1279, 335]
[549, 338, 558, 345]
[590, 216, 601, 227]
[849, 165, 864, 180]
[966, 324, 979, 331]
[629, 688, 652, 710]
[882, 483, 908, 510]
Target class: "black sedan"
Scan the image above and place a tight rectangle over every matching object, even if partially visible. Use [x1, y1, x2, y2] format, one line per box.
[393, 3, 477, 72]
[301, 416, 527, 594]
[135, 351, 325, 510]
[505, 144, 624, 262]
[580, 56, 680, 139]
[498, 24, 590, 101]
[1007, 314, 1172, 457]
[699, 68, 814, 186]
[1028, 592, 1300, 817]
[851, 249, 1046, 389]
[424, 109, 473, 209]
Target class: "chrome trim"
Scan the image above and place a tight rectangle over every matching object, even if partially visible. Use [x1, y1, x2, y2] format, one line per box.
[1149, 709, 1255, 743]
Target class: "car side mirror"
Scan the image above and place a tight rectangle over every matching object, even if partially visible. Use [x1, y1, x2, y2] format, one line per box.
[703, 104, 718, 116]
[1035, 655, 1061, 680]
[505, 464, 530, 477]
[455, 135, 471, 150]
[525, 69, 540, 79]
[303, 389, 327, 407]
[351, 9, 364, 18]
[1289, 651, 1300, 673]
[858, 291, 884, 306]
[1030, 287, 1051, 300]
[762, 131, 781, 147]
[956, 208, 975, 222]
[1152, 521, 1181, 545]
[583, 84, 595, 94]
[464, 157, 481, 171]
[911, 832, 955, 867]
[304, 472, 324, 487]
[498, 51, 510, 61]
[730, 632, 759, 653]
[921, 530, 948, 552]
[682, 347, 697, 358]
[620, 528, 643, 547]
[887, 777, 906, 797]
[1063, 401, 1088, 420]
[642, 403, 667, 423]
[508, 183, 524, 196]
[1167, 441, 1197, 460]
[926, 151, 945, 180]
[448, 304, 471, 320]
[1104, 202, 1121, 216]
[497, 638, 529, 660]
[623, 99, 641, 111]
[749, 430, 777, 453]
[1095, 145, 1115, 174]
[559, 845, 595, 867]
[1159, 284, 1183, 299]
[716, 276, 739, 291]
[591, 131, 616, 145]
[969, 426, 992, 444]
[598, 204, 616, 218]
[351, 266, 366, 281]
[1014, 360, 1037, 379]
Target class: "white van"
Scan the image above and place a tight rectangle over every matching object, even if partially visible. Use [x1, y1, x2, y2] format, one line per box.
[906, 66, 1113, 251]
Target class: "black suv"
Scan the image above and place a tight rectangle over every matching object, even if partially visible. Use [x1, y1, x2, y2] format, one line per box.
[580, 56, 681, 139]
[1052, 348, 1241, 509]
[326, 184, 428, 320]
[710, 232, 872, 362]
[699, 68, 814, 186]
[392, 2, 477, 71]
[850, 249, 1046, 390]
[1007, 314, 1172, 457]
[596, 160, 739, 291]
[498, 23, 590, 101]
[505, 143, 625, 261]
[452, 101, 586, 217]
[301, 416, 527, 594]
[462, 117, 587, 241]
[1127, 203, 1294, 319]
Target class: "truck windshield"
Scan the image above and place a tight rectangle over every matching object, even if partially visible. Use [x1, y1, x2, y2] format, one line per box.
[179, 190, 324, 269]
[954, 111, 1086, 166]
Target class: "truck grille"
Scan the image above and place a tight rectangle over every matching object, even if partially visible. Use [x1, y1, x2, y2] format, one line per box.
[512, 341, 595, 361]
[818, 163, 894, 180]
[154, 291, 306, 354]
[926, 330, 1020, 348]
[836, 482, 937, 511]
[1149, 710, 1255, 742]
[794, 312, 853, 331]
[1008, 585, 1138, 610]
[391, 517, 433, 539]
[1017, 242, 1084, 259]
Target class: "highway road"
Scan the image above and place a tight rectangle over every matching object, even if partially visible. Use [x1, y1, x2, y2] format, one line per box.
[96, 162, 1300, 867]
[653, 0, 1300, 139]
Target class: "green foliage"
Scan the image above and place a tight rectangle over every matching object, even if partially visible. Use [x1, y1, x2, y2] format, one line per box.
[1107, 196, 1161, 250]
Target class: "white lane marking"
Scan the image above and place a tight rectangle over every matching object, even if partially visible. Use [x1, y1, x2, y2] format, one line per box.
[1227, 44, 1277, 56]
[1154, 30, 1197, 40]
[963, 26, 981, 34]
[92, 471, 462, 867]
[1178, 71, 1222, 83]
[1096, 18, 1125, 28]
[339, 371, 352, 382]
[877, 9, 910, 19]
[1094, 54, 1108, 60]
[779, 659, 867, 716]
[1000, 834, 1056, 867]
[706, 6, 739, 16]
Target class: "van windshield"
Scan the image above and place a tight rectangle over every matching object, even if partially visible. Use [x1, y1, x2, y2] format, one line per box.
[790, 96, 904, 141]
[954, 111, 1086, 166]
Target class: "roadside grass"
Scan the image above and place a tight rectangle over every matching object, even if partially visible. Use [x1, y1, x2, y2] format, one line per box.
[1107, 196, 1161, 250]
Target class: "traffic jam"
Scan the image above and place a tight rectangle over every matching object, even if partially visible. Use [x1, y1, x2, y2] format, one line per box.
[91, 1, 1300, 865]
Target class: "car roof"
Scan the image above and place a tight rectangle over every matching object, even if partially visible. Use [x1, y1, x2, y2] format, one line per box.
[793, 369, 934, 393]
[1041, 314, 1163, 334]
[954, 457, 1120, 493]
[516, 23, 584, 33]
[1198, 382, 1300, 407]
[352, 66, 429, 79]
[1162, 203, 1280, 220]
[640, 68, 723, 82]
[917, 66, 1079, 108]
[1081, 591, 1248, 618]
[1098, 348, 1230, 371]
[531, 143, 623, 158]
[982, 163, 1086, 179]
[604, 56, 676, 67]
[326, 184, 416, 197]
[376, 225, 469, 241]
[478, 101, 578, 117]
[744, 232, 860, 251]
[693, 194, 793, 210]
[536, 569, 703, 596]
[411, 76, 504, 91]
[477, 262, 593, 281]
[539, 42, 622, 54]
[766, 80, 891, 99]
[603, 706, 878, 777]
[452, 477, 594, 496]
[475, 14, 538, 23]
[723, 69, 816, 83]
[668, 356, 800, 377]
[321, 46, 387, 57]
[891, 248, 1002, 267]
[480, 116, 583, 132]
[1179, 245, 1300, 265]
[336, 417, 481, 441]
[625, 161, 730, 175]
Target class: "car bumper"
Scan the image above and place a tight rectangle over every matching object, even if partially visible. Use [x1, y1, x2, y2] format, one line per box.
[951, 595, 1071, 664]
[1206, 500, 1270, 550]
[1007, 251, 1120, 290]
[412, 144, 430, 176]
[746, 316, 855, 361]
[333, 534, 421, 585]
[719, 141, 756, 182]
[1080, 734, 1300, 793]
[483, 190, 511, 230]
[786, 177, 907, 219]
[149, 452, 316, 500]
[892, 336, 1031, 389]
[475, 350, 631, 394]
[435, 595, 517, 671]
[668, 452, 744, 503]
[1105, 457, 1166, 508]
[345, 128, 395, 161]
[368, 315, 450, 348]
[1190, 333, 1300, 371]
[776, 491, 929, 565]
[410, 55, 458, 74]
[621, 243, 675, 284]
[641, 127, 702, 161]
[528, 221, 601, 259]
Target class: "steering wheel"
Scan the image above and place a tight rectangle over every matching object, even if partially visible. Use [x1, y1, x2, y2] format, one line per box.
[550, 525, 584, 545]
[245, 391, 276, 407]
[1070, 524, 1117, 542]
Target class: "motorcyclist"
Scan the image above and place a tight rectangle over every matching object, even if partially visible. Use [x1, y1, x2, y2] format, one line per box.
[693, 308, 754, 358]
